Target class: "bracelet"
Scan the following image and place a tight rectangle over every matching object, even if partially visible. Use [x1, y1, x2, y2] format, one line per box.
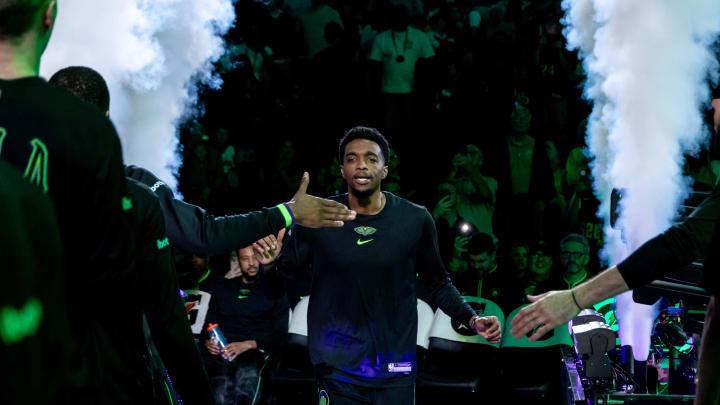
[570, 290, 583, 310]
[469, 315, 480, 329]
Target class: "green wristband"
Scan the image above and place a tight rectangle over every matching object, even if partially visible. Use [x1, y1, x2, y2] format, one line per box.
[276, 203, 294, 228]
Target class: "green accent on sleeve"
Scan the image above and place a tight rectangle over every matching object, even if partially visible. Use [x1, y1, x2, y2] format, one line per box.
[0, 127, 6, 156]
[157, 237, 169, 250]
[0, 297, 43, 345]
[23, 139, 49, 193]
[276, 203, 293, 228]
[122, 197, 133, 211]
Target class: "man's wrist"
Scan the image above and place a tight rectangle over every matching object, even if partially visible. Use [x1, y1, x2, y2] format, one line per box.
[469, 315, 481, 329]
[570, 288, 583, 310]
[277, 202, 295, 227]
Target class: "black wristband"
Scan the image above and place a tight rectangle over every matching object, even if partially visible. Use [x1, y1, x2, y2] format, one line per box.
[571, 290, 583, 310]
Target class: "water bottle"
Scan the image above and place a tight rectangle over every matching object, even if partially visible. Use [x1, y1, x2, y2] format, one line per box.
[207, 323, 228, 361]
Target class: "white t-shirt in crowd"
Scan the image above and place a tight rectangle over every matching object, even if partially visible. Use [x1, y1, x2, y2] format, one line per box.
[300, 5, 343, 59]
[369, 27, 435, 94]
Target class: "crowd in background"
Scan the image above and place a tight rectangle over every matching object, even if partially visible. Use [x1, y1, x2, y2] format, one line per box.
[178, 0, 719, 286]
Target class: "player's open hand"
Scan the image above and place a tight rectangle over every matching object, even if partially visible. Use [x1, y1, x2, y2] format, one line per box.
[510, 290, 580, 341]
[472, 315, 502, 344]
[287, 172, 356, 228]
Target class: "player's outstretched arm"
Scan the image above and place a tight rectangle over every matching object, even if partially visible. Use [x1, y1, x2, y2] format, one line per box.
[510, 266, 629, 341]
[285, 172, 356, 228]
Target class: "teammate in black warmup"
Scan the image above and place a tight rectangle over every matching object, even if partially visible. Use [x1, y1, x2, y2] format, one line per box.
[0, 1, 136, 402]
[271, 127, 502, 404]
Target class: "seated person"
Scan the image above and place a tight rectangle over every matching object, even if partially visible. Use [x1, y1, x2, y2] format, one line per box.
[202, 239, 289, 405]
[450, 232, 520, 313]
[534, 233, 591, 295]
[520, 239, 555, 303]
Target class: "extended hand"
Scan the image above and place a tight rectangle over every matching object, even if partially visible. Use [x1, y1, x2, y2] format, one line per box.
[472, 315, 502, 344]
[287, 172, 356, 228]
[253, 228, 286, 265]
[222, 340, 257, 362]
[510, 290, 580, 341]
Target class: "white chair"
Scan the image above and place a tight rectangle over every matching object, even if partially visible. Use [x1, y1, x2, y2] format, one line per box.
[288, 296, 309, 337]
[417, 297, 504, 397]
[416, 299, 434, 350]
[427, 296, 505, 349]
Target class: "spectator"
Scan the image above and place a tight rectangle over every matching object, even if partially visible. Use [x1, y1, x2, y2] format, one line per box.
[507, 239, 531, 282]
[300, 0, 344, 59]
[368, 4, 435, 137]
[490, 104, 556, 241]
[203, 240, 289, 405]
[176, 252, 215, 292]
[534, 233, 592, 295]
[449, 144, 498, 240]
[450, 232, 519, 313]
[521, 239, 555, 301]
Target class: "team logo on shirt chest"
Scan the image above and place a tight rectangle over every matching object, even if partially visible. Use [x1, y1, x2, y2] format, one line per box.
[354, 226, 376, 246]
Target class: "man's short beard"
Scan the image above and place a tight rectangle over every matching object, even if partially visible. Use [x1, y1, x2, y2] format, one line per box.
[349, 184, 379, 205]
[242, 271, 259, 282]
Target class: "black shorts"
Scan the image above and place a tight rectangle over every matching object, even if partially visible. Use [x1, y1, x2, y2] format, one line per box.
[317, 378, 414, 405]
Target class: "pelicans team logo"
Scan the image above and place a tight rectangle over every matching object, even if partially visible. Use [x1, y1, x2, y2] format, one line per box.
[354, 226, 376, 246]
[354, 226, 376, 236]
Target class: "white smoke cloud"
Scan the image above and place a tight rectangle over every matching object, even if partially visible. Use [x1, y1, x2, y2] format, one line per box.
[40, 0, 235, 191]
[562, 0, 720, 360]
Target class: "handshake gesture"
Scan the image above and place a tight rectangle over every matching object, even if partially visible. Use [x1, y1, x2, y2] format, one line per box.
[286, 172, 356, 228]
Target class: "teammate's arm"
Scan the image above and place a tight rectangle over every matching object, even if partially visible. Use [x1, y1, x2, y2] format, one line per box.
[126, 167, 355, 257]
[511, 183, 720, 341]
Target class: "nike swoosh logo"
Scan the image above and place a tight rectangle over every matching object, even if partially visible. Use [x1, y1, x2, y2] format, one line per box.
[237, 295, 248, 300]
[357, 238, 373, 245]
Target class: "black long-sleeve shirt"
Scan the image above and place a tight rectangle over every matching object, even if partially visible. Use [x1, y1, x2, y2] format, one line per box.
[0, 77, 133, 403]
[617, 184, 720, 294]
[127, 179, 215, 404]
[278, 192, 475, 387]
[0, 162, 71, 405]
[203, 272, 289, 352]
[125, 165, 289, 256]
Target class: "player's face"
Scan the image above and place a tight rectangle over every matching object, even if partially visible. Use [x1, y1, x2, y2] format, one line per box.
[341, 139, 388, 197]
[238, 246, 259, 278]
